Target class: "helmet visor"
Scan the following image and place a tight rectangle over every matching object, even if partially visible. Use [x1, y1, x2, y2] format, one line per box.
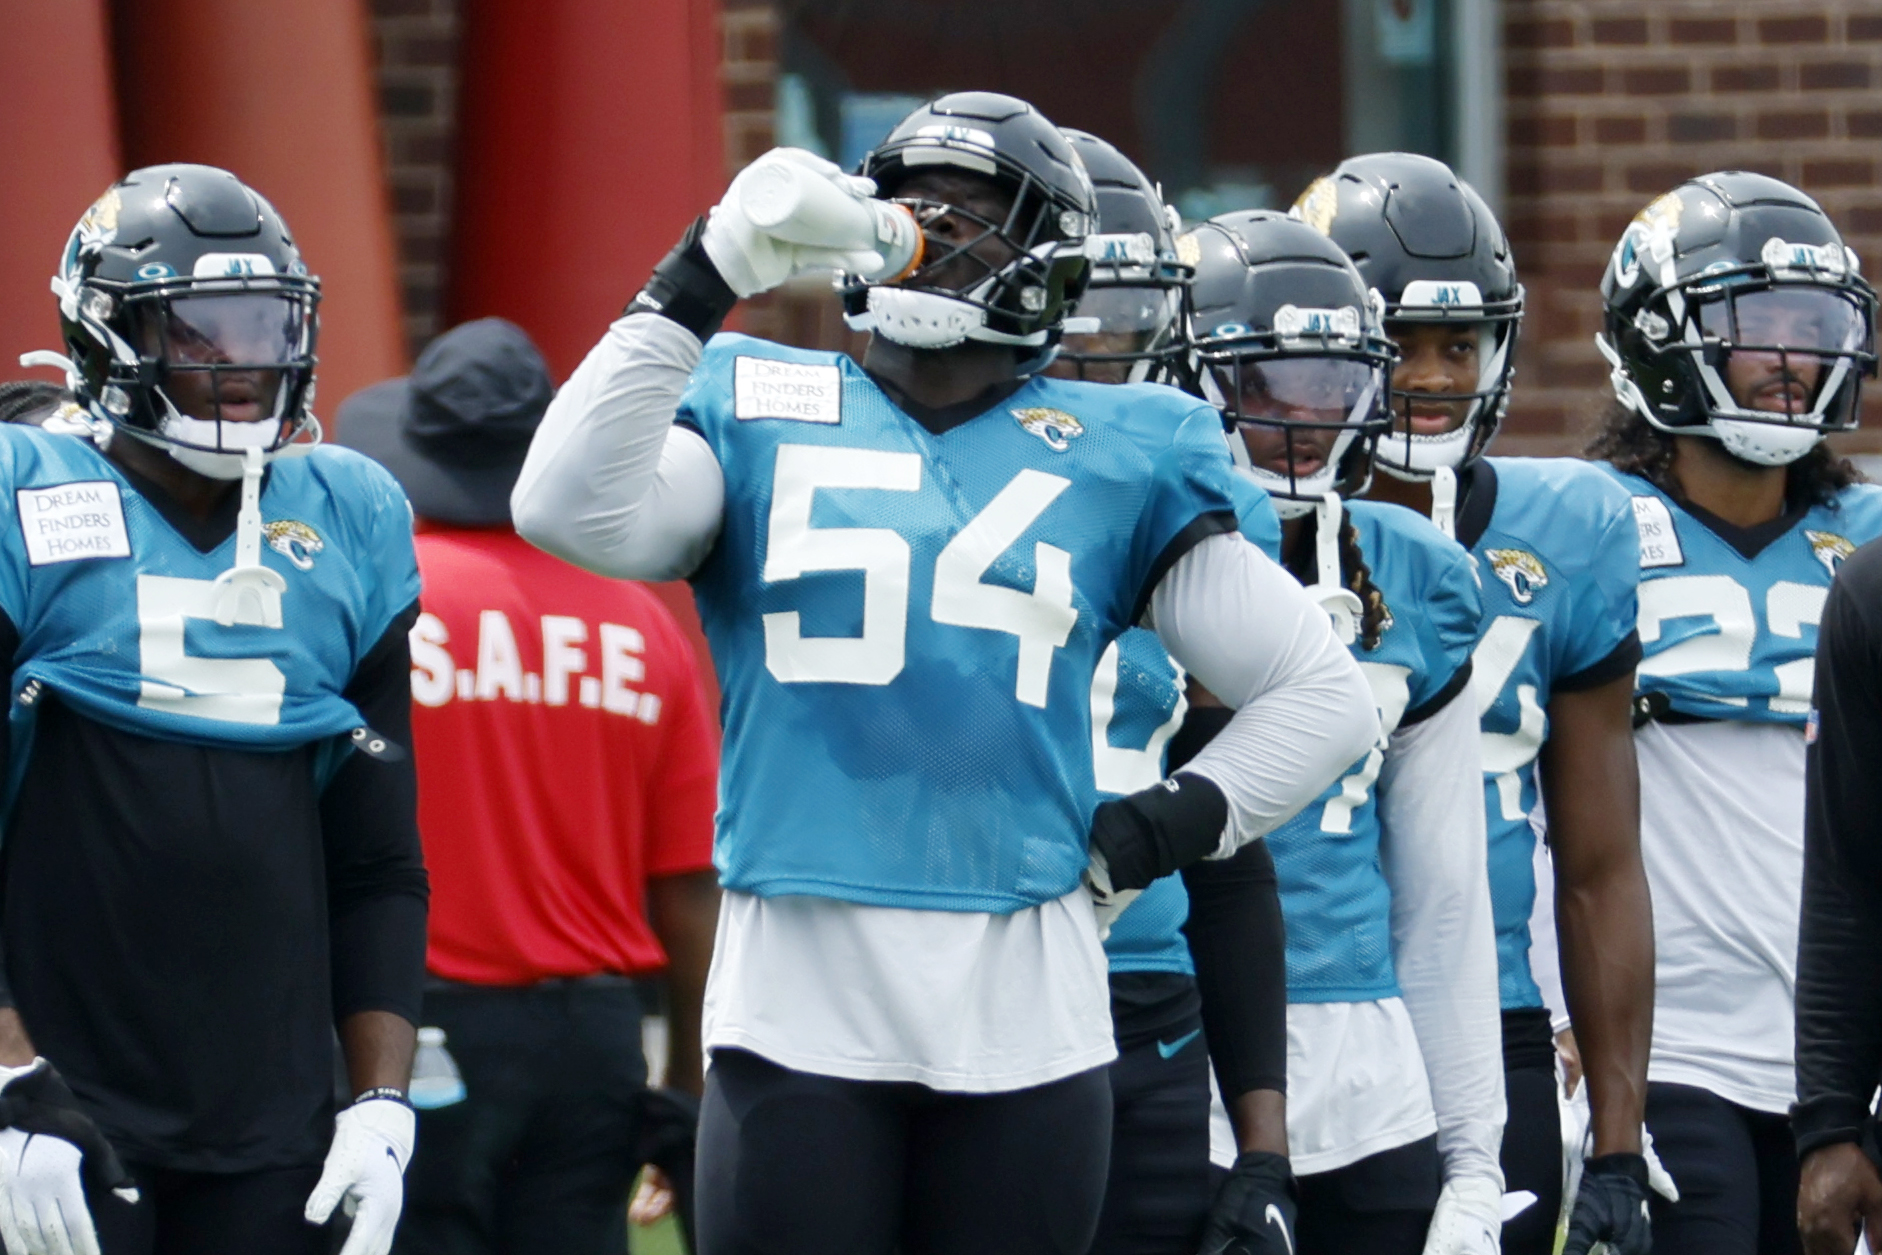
[1072, 284, 1177, 335]
[1216, 357, 1385, 427]
[131, 292, 313, 427]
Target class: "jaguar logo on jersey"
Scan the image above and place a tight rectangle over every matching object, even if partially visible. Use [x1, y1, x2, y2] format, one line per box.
[264, 520, 323, 570]
[1013, 407, 1084, 452]
[1486, 548, 1548, 605]
[1806, 529, 1856, 577]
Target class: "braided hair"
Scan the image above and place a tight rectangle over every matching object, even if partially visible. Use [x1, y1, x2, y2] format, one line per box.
[1284, 512, 1390, 651]
[0, 380, 70, 427]
[1585, 398, 1863, 509]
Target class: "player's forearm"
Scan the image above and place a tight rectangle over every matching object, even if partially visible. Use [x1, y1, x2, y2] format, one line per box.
[0, 1010, 35, 1069]
[1181, 840, 1287, 1117]
[648, 870, 721, 1097]
[1377, 690, 1506, 1184]
[1151, 534, 1379, 850]
[1229, 1088, 1288, 1156]
[512, 315, 722, 580]
[339, 1009, 417, 1098]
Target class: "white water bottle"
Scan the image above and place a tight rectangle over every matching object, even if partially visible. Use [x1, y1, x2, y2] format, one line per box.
[409, 1026, 466, 1110]
[738, 156, 923, 282]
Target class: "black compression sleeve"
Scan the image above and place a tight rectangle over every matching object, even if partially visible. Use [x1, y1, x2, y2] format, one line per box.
[1796, 543, 1882, 1155]
[0, 607, 16, 1009]
[1181, 839, 1288, 1100]
[322, 601, 428, 1026]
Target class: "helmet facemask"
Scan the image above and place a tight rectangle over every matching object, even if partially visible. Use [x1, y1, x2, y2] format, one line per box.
[1056, 234, 1191, 384]
[1613, 268, 1876, 466]
[1375, 287, 1521, 482]
[1195, 320, 1393, 518]
[62, 265, 321, 480]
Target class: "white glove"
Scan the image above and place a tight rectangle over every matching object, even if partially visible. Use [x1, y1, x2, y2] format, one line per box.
[1083, 851, 1141, 941]
[0, 1129, 98, 1255]
[1423, 1175, 1504, 1255]
[702, 148, 913, 297]
[304, 1097, 415, 1255]
[1642, 1126, 1679, 1202]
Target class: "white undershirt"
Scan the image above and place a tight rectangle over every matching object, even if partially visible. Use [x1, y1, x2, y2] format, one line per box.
[1635, 719, 1806, 1114]
[513, 314, 1379, 1091]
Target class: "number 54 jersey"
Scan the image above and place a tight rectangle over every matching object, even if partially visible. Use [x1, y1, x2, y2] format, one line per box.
[0, 426, 420, 802]
[1456, 457, 1643, 1010]
[679, 334, 1240, 914]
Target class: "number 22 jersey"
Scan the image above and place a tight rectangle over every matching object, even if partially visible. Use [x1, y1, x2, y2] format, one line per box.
[1604, 465, 1882, 1110]
[678, 334, 1240, 914]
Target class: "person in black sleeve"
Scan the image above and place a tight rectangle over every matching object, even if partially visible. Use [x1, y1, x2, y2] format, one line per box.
[0, 165, 426, 1255]
[1797, 537, 1882, 1255]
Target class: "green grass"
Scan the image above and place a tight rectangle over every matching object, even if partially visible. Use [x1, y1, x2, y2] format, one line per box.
[628, 1216, 686, 1255]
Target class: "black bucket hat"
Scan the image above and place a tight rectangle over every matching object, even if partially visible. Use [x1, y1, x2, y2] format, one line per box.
[334, 318, 552, 525]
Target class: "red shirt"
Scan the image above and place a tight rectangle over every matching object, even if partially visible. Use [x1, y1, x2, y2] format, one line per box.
[410, 529, 717, 985]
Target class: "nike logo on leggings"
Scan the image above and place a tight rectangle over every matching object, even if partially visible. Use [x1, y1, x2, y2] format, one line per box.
[1156, 1029, 1201, 1059]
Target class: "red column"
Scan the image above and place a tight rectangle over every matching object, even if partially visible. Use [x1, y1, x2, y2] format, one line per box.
[113, 0, 408, 422]
[447, 0, 726, 380]
[0, 0, 121, 379]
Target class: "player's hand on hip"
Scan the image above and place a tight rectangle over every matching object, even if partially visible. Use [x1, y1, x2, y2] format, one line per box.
[702, 148, 917, 298]
[1800, 1141, 1882, 1255]
[0, 1058, 136, 1255]
[1422, 1174, 1503, 1255]
[1198, 1150, 1297, 1255]
[1561, 1153, 1653, 1255]
[305, 1095, 414, 1255]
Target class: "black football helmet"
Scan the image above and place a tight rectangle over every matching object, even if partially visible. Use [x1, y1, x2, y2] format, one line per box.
[1051, 129, 1190, 383]
[1182, 210, 1396, 517]
[841, 92, 1095, 370]
[51, 163, 320, 478]
[1599, 171, 1878, 466]
[1292, 153, 1521, 481]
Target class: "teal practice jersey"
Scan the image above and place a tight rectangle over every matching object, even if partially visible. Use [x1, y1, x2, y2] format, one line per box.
[1604, 468, 1882, 723]
[0, 427, 419, 806]
[1459, 458, 1642, 1010]
[1100, 475, 1282, 975]
[680, 334, 1240, 913]
[1266, 500, 1482, 1003]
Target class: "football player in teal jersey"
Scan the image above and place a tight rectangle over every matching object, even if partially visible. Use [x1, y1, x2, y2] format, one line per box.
[1182, 208, 1506, 1255]
[0, 166, 425, 1255]
[1588, 173, 1882, 1255]
[1045, 130, 1297, 1255]
[1297, 153, 1656, 1255]
[512, 94, 1378, 1255]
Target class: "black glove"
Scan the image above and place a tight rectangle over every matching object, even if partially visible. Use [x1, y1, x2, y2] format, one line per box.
[1089, 773, 1229, 893]
[0, 1059, 136, 1198]
[1198, 1150, 1297, 1255]
[1563, 1153, 1653, 1255]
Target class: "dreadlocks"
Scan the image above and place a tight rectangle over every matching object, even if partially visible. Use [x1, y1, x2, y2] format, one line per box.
[1283, 512, 1390, 652]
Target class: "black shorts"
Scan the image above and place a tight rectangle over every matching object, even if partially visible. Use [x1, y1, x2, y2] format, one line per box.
[696, 1047, 1112, 1255]
[1500, 1006, 1563, 1255]
[1088, 1010, 1214, 1255]
[1644, 1081, 1799, 1255]
[1295, 1135, 1441, 1255]
[90, 1161, 328, 1255]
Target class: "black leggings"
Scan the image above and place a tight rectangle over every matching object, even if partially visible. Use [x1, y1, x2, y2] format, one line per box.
[1645, 1081, 1800, 1255]
[90, 1161, 328, 1255]
[1500, 1008, 1564, 1255]
[1088, 1018, 1214, 1255]
[1295, 1135, 1442, 1255]
[697, 1047, 1113, 1255]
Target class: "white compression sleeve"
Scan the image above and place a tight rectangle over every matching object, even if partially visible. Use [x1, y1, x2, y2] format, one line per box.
[512, 314, 726, 580]
[1148, 532, 1380, 852]
[1377, 686, 1507, 1187]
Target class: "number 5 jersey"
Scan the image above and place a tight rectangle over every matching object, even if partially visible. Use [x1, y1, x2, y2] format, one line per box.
[1602, 463, 1882, 1112]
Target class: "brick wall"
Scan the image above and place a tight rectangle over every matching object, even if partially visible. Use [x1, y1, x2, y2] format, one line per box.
[370, 0, 462, 357]
[1503, 1, 1882, 454]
